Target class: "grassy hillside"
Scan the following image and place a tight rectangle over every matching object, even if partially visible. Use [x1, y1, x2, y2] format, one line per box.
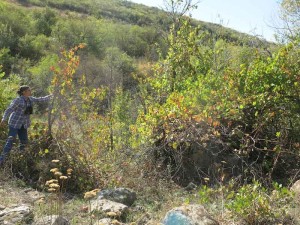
[14, 0, 262, 42]
[6, 0, 270, 47]
[0, 0, 273, 85]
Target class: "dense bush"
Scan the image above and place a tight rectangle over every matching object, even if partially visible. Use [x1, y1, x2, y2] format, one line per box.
[197, 181, 294, 224]
[133, 18, 300, 186]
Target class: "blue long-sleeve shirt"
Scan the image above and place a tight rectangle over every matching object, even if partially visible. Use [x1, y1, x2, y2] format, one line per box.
[2, 95, 52, 129]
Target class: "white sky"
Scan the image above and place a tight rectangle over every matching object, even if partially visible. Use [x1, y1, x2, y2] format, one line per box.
[129, 0, 282, 42]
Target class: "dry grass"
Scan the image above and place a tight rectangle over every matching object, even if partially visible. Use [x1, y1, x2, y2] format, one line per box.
[0, 170, 32, 206]
[0, 169, 96, 224]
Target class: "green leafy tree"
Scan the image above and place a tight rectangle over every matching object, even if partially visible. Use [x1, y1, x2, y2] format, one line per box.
[102, 47, 135, 150]
[51, 18, 106, 57]
[18, 34, 50, 60]
[0, 48, 14, 76]
[28, 54, 59, 96]
[0, 68, 21, 114]
[33, 7, 57, 36]
[278, 0, 300, 41]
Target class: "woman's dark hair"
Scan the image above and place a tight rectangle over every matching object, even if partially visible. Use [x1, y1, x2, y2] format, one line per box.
[17, 85, 30, 96]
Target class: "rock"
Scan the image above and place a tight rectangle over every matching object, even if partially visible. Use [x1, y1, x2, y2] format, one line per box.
[184, 182, 197, 191]
[94, 218, 112, 225]
[163, 211, 193, 224]
[24, 188, 34, 193]
[0, 204, 33, 225]
[91, 199, 128, 215]
[34, 215, 70, 225]
[53, 216, 70, 225]
[162, 204, 219, 225]
[291, 180, 300, 201]
[25, 189, 46, 202]
[94, 218, 126, 225]
[97, 188, 137, 206]
[290, 180, 300, 223]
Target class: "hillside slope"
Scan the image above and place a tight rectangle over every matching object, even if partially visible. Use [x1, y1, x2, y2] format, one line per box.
[6, 0, 270, 47]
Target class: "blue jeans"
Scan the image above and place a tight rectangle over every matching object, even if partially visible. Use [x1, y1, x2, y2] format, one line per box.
[0, 125, 28, 162]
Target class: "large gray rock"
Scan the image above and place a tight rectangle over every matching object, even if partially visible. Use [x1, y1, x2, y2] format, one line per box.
[97, 188, 137, 206]
[34, 215, 70, 225]
[91, 198, 128, 215]
[0, 204, 33, 225]
[162, 204, 219, 225]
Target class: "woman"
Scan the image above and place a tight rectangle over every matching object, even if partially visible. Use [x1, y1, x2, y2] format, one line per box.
[0, 85, 52, 165]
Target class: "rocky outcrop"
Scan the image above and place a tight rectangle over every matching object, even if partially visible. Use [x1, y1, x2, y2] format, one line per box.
[0, 204, 33, 225]
[0, 205, 71, 225]
[97, 188, 137, 206]
[91, 198, 128, 215]
[0, 183, 220, 225]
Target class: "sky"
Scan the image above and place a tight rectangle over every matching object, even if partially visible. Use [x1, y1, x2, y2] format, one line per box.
[129, 0, 282, 42]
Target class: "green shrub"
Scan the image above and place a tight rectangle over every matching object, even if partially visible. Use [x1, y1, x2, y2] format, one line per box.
[226, 181, 294, 224]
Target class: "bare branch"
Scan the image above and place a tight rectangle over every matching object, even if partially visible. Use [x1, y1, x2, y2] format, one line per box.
[162, 0, 200, 22]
